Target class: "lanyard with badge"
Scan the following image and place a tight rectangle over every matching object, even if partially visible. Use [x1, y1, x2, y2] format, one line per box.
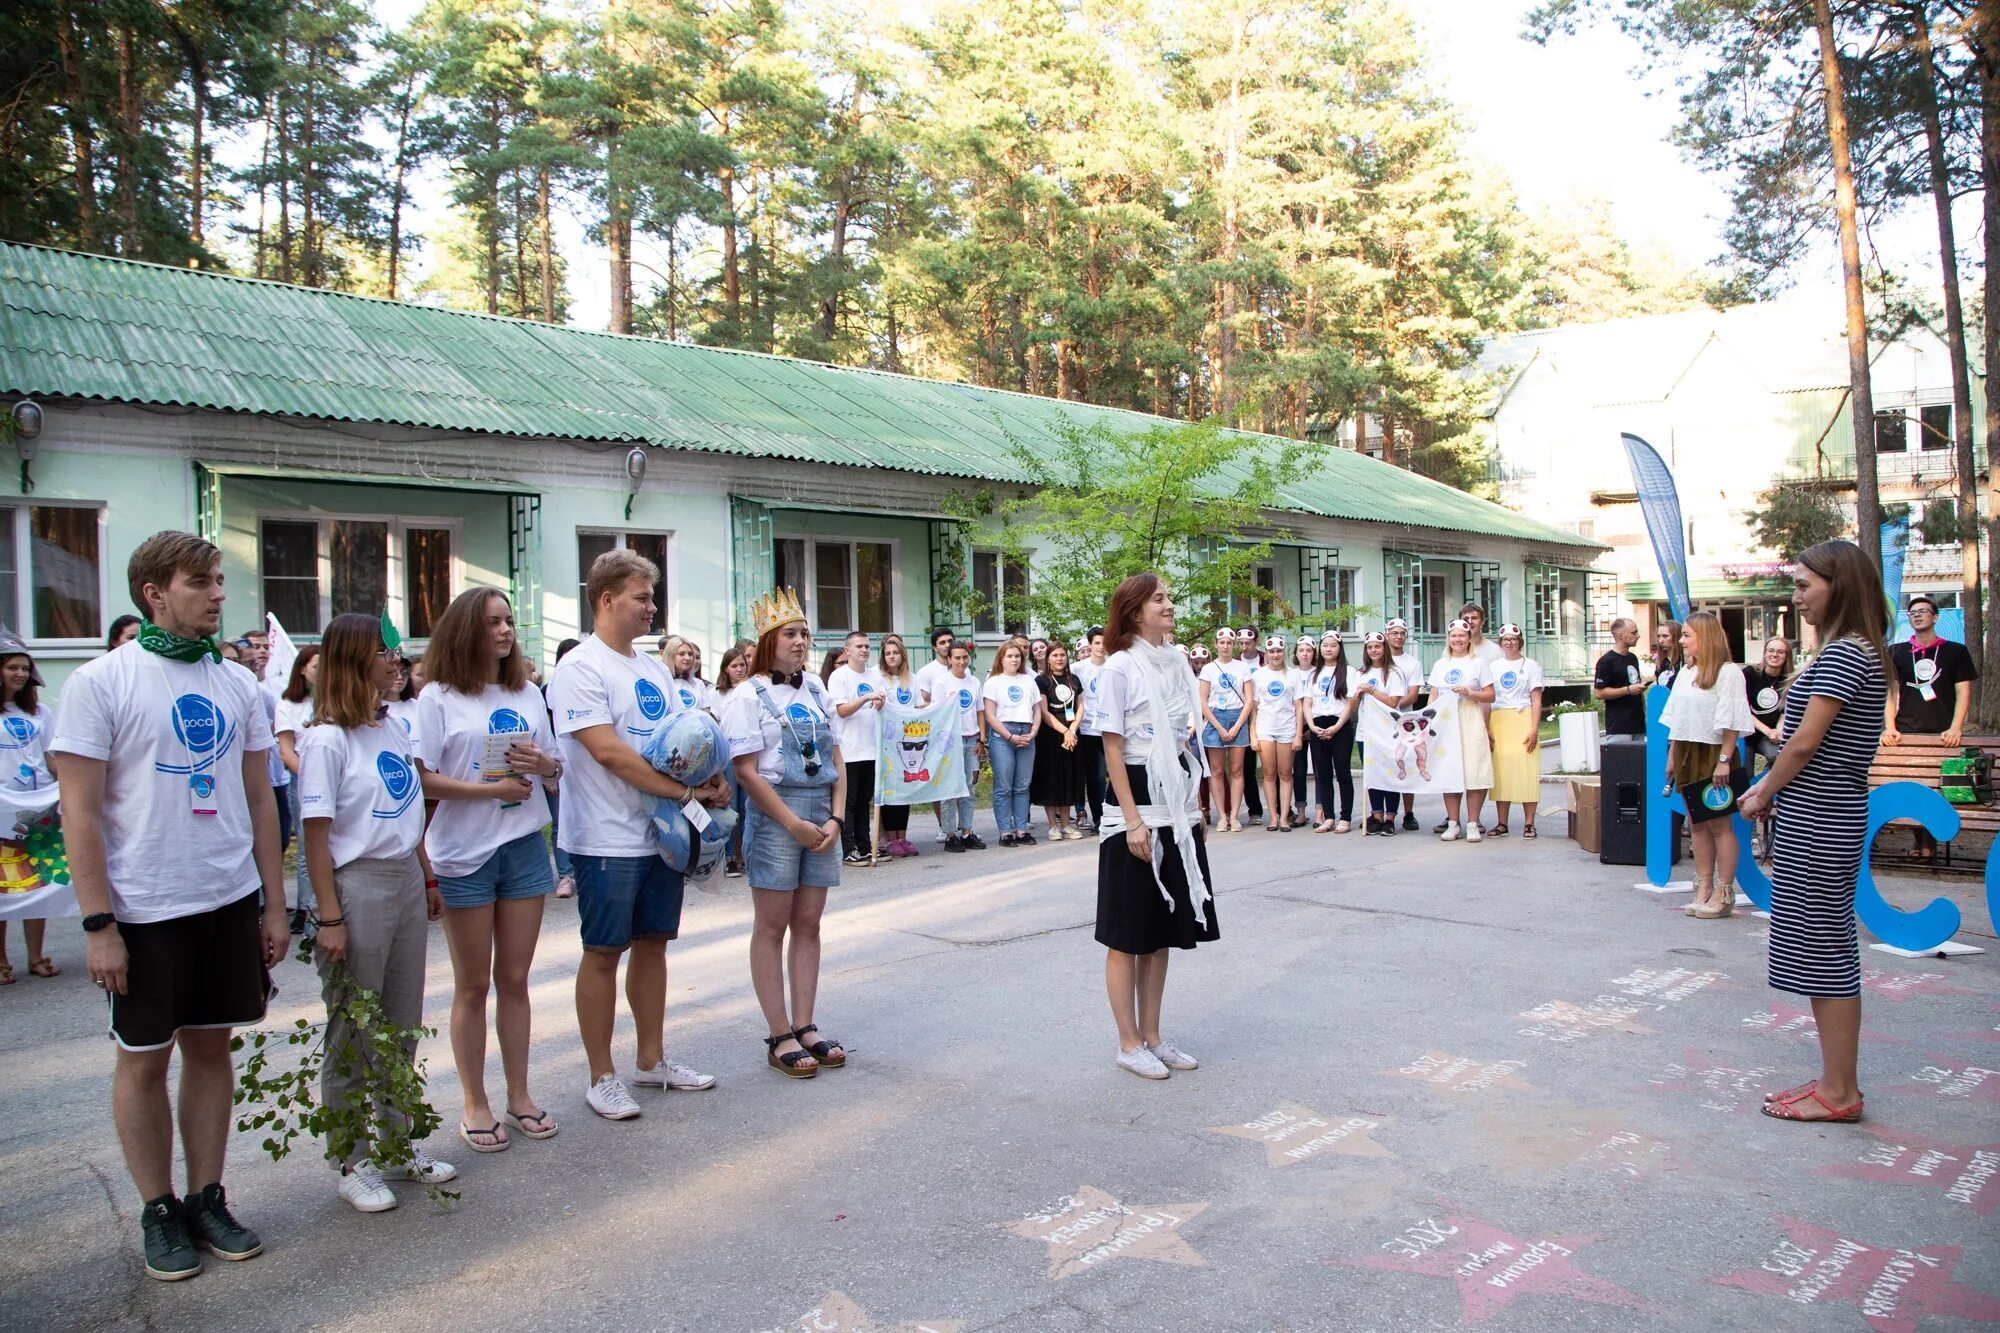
[156, 655, 223, 815]
[1909, 637, 1942, 703]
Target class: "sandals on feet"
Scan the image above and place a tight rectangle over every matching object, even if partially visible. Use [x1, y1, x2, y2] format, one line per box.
[1486, 824, 1509, 837]
[1522, 824, 1538, 839]
[766, 1033, 818, 1079]
[501, 1108, 559, 1140]
[0, 962, 13, 985]
[792, 1023, 847, 1069]
[1761, 1085, 1863, 1123]
[27, 957, 58, 977]
[459, 1121, 511, 1152]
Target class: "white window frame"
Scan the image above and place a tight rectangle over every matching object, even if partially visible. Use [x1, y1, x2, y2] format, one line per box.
[0, 499, 110, 648]
[258, 510, 465, 639]
[576, 527, 676, 643]
[970, 546, 1030, 636]
[1325, 565, 1360, 631]
[779, 533, 902, 636]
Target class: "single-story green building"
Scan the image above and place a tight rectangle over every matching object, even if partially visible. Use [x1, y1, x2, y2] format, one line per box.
[0, 241, 1605, 697]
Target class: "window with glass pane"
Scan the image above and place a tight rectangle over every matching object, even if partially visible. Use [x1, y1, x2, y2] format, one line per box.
[262, 519, 320, 633]
[776, 538, 806, 605]
[329, 521, 388, 618]
[1421, 574, 1448, 635]
[815, 542, 855, 632]
[856, 542, 892, 633]
[0, 508, 17, 631]
[1002, 559, 1029, 634]
[404, 527, 452, 637]
[1875, 410, 1908, 453]
[29, 506, 101, 639]
[1920, 404, 1951, 451]
[575, 532, 617, 633]
[1327, 567, 1358, 629]
[623, 531, 669, 636]
[972, 551, 1000, 633]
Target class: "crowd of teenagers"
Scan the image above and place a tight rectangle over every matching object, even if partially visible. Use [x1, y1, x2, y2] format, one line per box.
[13, 528, 1913, 1282]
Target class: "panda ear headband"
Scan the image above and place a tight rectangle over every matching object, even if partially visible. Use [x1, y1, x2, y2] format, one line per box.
[1448, 618, 1472, 634]
[1363, 631, 1386, 645]
[1497, 623, 1524, 640]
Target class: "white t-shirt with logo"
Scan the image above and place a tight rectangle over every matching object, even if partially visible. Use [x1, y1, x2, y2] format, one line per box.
[414, 681, 557, 879]
[936, 671, 984, 737]
[273, 695, 312, 742]
[914, 659, 955, 707]
[1429, 654, 1483, 702]
[722, 674, 838, 784]
[668, 675, 717, 717]
[1249, 665, 1299, 739]
[1305, 666, 1365, 722]
[1073, 658, 1104, 736]
[1198, 660, 1249, 712]
[1391, 653, 1423, 701]
[1471, 639, 1504, 666]
[545, 634, 682, 858]
[384, 696, 421, 750]
[51, 645, 275, 923]
[296, 720, 425, 869]
[982, 672, 1039, 725]
[1484, 656, 1545, 711]
[0, 701, 55, 789]
[827, 664, 887, 761]
[1358, 664, 1411, 727]
[880, 673, 921, 711]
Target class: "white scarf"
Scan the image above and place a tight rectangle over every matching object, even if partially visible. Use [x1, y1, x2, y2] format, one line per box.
[1126, 637, 1213, 927]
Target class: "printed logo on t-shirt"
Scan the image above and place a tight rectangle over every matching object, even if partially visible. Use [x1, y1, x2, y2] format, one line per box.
[896, 687, 912, 705]
[374, 750, 420, 818]
[1500, 671, 1519, 691]
[634, 679, 667, 722]
[785, 701, 819, 739]
[1446, 668, 1464, 686]
[1318, 675, 1334, 698]
[158, 693, 235, 776]
[958, 688, 974, 710]
[1626, 665, 1640, 685]
[1265, 679, 1284, 697]
[488, 707, 531, 735]
[677, 687, 699, 710]
[1007, 683, 1024, 704]
[1756, 687, 1779, 711]
[0, 715, 34, 747]
[857, 681, 874, 695]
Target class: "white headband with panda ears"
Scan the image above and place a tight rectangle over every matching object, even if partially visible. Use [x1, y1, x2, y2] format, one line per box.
[1498, 623, 1523, 639]
[1449, 619, 1472, 633]
[1364, 631, 1386, 644]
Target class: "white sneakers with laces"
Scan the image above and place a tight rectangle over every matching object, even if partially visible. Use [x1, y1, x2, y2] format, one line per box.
[1439, 821, 1464, 842]
[586, 1073, 642, 1120]
[1116, 1046, 1170, 1080]
[1465, 823, 1484, 844]
[630, 1060, 717, 1091]
[381, 1147, 458, 1183]
[337, 1162, 397, 1213]
[1149, 1040, 1199, 1070]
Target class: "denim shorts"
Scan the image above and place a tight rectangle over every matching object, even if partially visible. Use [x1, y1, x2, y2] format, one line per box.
[744, 782, 843, 891]
[437, 829, 558, 910]
[1201, 706, 1249, 750]
[572, 853, 685, 952]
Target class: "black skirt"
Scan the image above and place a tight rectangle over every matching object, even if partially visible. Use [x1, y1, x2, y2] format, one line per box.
[1030, 727, 1085, 806]
[1096, 765, 1219, 953]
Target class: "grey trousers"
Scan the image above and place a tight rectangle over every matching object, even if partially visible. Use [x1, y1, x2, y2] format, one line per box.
[316, 852, 428, 1167]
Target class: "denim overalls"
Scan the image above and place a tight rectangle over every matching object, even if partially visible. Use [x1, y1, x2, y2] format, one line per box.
[743, 678, 842, 890]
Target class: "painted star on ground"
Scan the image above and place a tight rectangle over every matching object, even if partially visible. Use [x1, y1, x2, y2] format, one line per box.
[1207, 1102, 1396, 1167]
[1861, 968, 1981, 1001]
[765, 1293, 961, 1333]
[1891, 1060, 2000, 1103]
[1336, 1214, 1651, 1325]
[1739, 999, 1901, 1045]
[1516, 998, 1654, 1043]
[1639, 1046, 1781, 1114]
[1002, 1187, 1209, 1281]
[1711, 1215, 2000, 1331]
[1477, 1107, 1679, 1181]
[1818, 1123, 2000, 1216]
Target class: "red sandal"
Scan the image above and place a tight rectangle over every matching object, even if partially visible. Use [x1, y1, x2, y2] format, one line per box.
[1760, 1084, 1863, 1123]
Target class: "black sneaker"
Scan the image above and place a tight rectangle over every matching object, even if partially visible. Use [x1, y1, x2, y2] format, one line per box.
[288, 908, 307, 935]
[140, 1194, 201, 1281]
[182, 1182, 263, 1261]
[1402, 813, 1418, 831]
[724, 859, 744, 878]
[964, 833, 988, 849]
[843, 851, 868, 866]
[944, 833, 966, 853]
[1019, 831, 1037, 846]
[1432, 820, 1450, 834]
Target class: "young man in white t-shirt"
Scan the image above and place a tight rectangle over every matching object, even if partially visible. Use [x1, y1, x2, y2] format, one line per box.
[827, 631, 886, 864]
[53, 531, 287, 1282]
[545, 551, 729, 1121]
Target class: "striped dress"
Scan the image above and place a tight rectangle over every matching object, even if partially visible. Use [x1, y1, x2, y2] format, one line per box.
[1767, 638, 1886, 998]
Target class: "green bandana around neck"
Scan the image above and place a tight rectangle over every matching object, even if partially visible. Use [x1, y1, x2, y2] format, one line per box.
[137, 618, 222, 664]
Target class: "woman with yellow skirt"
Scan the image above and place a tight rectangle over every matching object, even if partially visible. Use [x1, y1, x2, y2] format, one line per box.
[1483, 624, 1545, 837]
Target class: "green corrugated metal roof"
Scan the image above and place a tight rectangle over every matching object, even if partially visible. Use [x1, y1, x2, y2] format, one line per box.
[0, 241, 1598, 550]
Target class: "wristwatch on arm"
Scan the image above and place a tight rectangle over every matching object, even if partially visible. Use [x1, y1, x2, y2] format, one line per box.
[82, 913, 116, 933]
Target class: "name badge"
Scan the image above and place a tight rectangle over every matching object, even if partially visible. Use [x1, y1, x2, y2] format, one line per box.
[682, 796, 714, 833]
[1914, 658, 1938, 683]
[189, 772, 218, 816]
[1918, 681, 1937, 703]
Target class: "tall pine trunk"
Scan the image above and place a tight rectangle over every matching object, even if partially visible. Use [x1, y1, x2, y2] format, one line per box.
[1216, 9, 1245, 422]
[1973, 0, 2000, 724]
[1907, 3, 1981, 670]
[302, 45, 319, 285]
[184, 44, 207, 259]
[58, 7, 96, 249]
[276, 37, 293, 283]
[116, 24, 141, 255]
[719, 106, 740, 329]
[1812, 0, 1880, 567]
[606, 141, 631, 334]
[388, 76, 416, 300]
[539, 165, 554, 323]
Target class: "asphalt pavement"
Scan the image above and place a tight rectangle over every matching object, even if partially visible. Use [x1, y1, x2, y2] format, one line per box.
[2, 780, 1996, 1333]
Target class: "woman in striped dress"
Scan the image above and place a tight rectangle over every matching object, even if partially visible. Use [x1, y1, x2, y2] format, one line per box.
[1738, 540, 1887, 1124]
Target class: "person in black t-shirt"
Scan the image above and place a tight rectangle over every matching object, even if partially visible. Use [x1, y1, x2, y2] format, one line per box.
[1884, 594, 1978, 863]
[1593, 618, 1646, 736]
[1740, 635, 1795, 858]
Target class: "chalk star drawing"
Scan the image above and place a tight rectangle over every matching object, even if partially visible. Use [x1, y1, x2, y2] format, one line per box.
[1207, 1102, 1395, 1167]
[1337, 1214, 1650, 1325]
[1002, 1186, 1209, 1281]
[1711, 1215, 2000, 1331]
[1383, 1050, 1533, 1095]
[1738, 999, 1901, 1045]
[1861, 968, 1980, 1002]
[1817, 1123, 2000, 1217]
[1478, 1107, 1679, 1181]
[1639, 1046, 1780, 1114]
[1516, 998, 1654, 1043]
[763, 1293, 960, 1333]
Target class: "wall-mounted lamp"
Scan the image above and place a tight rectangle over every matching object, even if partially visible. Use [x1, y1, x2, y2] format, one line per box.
[624, 440, 648, 512]
[9, 400, 41, 495]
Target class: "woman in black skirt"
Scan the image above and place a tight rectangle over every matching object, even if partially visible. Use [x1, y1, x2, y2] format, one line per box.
[1095, 573, 1216, 1080]
[1739, 540, 1888, 1124]
[1032, 640, 1087, 839]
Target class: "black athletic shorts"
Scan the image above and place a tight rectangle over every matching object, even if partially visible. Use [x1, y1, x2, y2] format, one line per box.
[107, 888, 274, 1052]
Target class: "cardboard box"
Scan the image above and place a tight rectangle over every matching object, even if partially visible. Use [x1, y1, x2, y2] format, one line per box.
[1568, 776, 1601, 855]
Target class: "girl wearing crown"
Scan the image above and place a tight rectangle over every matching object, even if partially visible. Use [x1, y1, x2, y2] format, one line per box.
[722, 587, 849, 1078]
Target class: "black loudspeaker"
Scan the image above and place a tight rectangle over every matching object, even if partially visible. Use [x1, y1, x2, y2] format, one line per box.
[1599, 737, 1677, 866]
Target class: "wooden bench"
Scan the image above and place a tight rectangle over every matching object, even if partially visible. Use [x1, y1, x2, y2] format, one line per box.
[1869, 733, 2000, 869]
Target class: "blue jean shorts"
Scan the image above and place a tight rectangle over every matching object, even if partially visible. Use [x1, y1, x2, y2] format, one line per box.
[572, 853, 685, 952]
[744, 782, 842, 891]
[436, 829, 558, 910]
[1202, 706, 1248, 750]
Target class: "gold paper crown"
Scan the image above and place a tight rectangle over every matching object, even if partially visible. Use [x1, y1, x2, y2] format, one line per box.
[751, 586, 808, 637]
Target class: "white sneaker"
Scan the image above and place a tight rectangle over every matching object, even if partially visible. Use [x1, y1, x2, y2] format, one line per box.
[1149, 1040, 1199, 1070]
[381, 1147, 458, 1183]
[337, 1162, 397, 1213]
[1466, 823, 1484, 844]
[934, 828, 948, 843]
[585, 1073, 641, 1120]
[630, 1060, 717, 1091]
[1439, 821, 1463, 842]
[1116, 1046, 1171, 1080]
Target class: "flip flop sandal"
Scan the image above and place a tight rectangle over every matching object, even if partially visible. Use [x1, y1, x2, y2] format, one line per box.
[0, 964, 13, 985]
[501, 1109, 559, 1140]
[1764, 1079, 1820, 1105]
[766, 1033, 818, 1078]
[793, 1023, 847, 1069]
[459, 1121, 511, 1153]
[27, 958, 59, 977]
[1486, 825, 1509, 837]
[1522, 825, 1538, 839]
[1761, 1086, 1863, 1123]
